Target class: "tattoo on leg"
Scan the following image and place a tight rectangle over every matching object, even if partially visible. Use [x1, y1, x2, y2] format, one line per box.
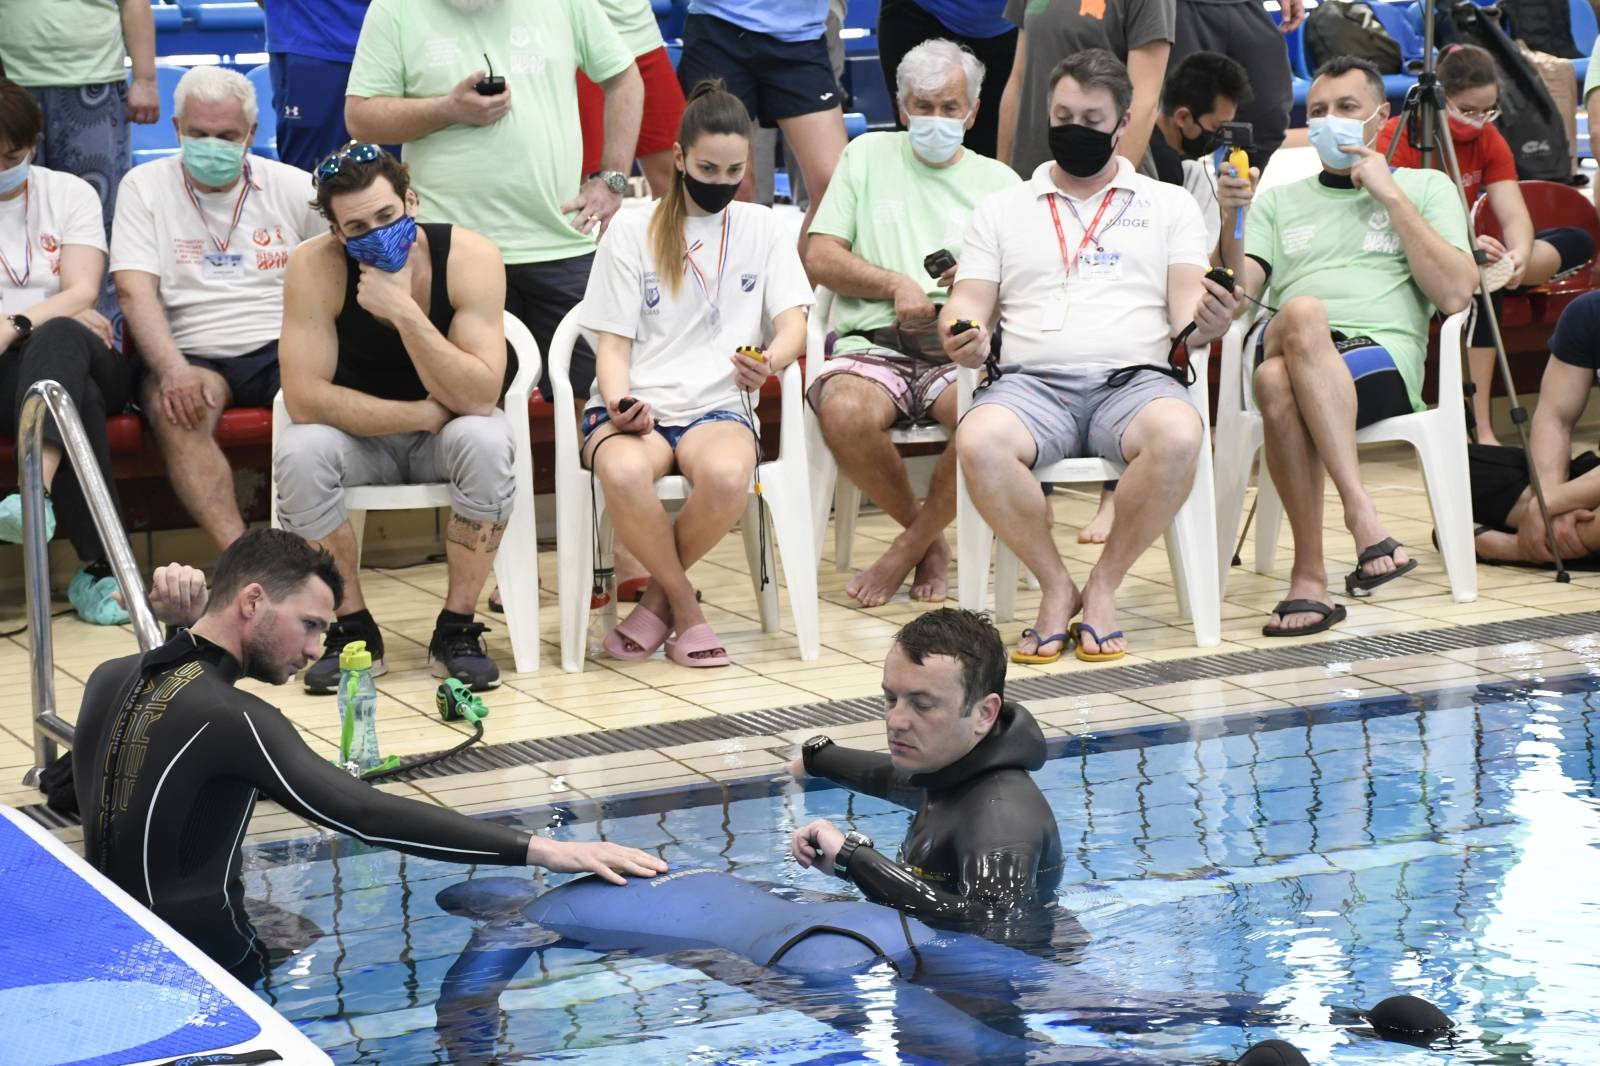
[484, 519, 508, 552]
[447, 514, 508, 552]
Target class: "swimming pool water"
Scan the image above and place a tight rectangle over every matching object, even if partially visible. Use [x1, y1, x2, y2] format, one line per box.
[243, 674, 1600, 1064]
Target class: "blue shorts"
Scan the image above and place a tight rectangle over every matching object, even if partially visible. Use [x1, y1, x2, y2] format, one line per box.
[1256, 325, 1414, 429]
[268, 53, 399, 173]
[676, 14, 842, 127]
[581, 407, 752, 451]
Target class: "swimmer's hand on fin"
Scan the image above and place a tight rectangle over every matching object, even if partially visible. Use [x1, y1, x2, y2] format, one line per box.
[527, 836, 667, 885]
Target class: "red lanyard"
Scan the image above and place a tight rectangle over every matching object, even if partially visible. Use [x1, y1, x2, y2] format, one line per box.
[683, 209, 730, 321]
[1045, 188, 1130, 279]
[0, 179, 32, 288]
[181, 162, 253, 254]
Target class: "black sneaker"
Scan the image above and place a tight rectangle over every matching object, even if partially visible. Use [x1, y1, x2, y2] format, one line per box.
[429, 620, 500, 690]
[304, 615, 388, 694]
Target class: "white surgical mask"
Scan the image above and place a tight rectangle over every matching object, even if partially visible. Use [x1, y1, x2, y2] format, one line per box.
[907, 114, 966, 164]
[1307, 109, 1378, 170]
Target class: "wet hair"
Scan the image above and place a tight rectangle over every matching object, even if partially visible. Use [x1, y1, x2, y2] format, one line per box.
[893, 608, 1006, 713]
[1047, 48, 1134, 120]
[1161, 50, 1253, 119]
[1439, 44, 1499, 96]
[649, 78, 752, 295]
[0, 78, 44, 153]
[1312, 55, 1386, 108]
[206, 528, 344, 613]
[312, 144, 412, 225]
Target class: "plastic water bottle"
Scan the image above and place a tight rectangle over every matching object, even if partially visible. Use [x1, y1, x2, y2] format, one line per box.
[339, 640, 382, 774]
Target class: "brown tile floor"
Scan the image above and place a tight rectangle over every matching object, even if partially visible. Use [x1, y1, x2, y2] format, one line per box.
[6, 442, 1600, 852]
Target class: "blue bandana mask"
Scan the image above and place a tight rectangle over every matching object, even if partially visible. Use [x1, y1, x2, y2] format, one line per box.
[344, 213, 416, 272]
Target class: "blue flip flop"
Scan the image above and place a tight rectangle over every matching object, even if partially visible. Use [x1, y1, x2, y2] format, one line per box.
[1010, 627, 1070, 664]
[1070, 622, 1125, 663]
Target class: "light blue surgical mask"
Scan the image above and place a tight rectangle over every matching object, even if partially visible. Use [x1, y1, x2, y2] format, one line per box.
[907, 114, 967, 164]
[1307, 110, 1377, 170]
[0, 154, 30, 196]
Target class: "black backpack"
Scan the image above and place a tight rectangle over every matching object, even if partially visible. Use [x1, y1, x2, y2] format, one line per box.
[1449, 1, 1573, 180]
[1307, 1, 1405, 73]
[1502, 0, 1582, 58]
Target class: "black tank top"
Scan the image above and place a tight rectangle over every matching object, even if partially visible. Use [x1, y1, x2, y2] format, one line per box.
[331, 222, 515, 401]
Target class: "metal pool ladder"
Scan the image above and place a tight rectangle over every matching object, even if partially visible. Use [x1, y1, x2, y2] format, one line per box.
[18, 379, 162, 789]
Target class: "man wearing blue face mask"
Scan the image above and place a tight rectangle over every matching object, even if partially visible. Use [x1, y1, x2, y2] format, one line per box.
[113, 66, 323, 552]
[804, 40, 1019, 608]
[1220, 56, 1478, 638]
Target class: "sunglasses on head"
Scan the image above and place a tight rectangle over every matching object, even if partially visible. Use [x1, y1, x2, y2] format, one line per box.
[314, 141, 383, 185]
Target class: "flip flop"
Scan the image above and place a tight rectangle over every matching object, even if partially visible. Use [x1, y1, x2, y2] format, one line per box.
[1345, 537, 1419, 597]
[1261, 598, 1347, 638]
[603, 604, 671, 661]
[1010, 627, 1070, 665]
[666, 622, 731, 668]
[1069, 622, 1126, 663]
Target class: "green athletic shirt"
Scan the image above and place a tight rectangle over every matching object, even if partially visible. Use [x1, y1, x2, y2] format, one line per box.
[809, 132, 1020, 357]
[1244, 168, 1472, 411]
[0, 0, 126, 88]
[347, 0, 634, 265]
[598, 0, 666, 58]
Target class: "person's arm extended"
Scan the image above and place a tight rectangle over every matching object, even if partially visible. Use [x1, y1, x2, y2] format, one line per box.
[1484, 179, 1534, 283]
[114, 270, 185, 372]
[1118, 40, 1171, 167]
[803, 741, 922, 809]
[118, 0, 159, 123]
[280, 240, 451, 435]
[997, 29, 1027, 166]
[1350, 148, 1476, 313]
[848, 840, 1045, 923]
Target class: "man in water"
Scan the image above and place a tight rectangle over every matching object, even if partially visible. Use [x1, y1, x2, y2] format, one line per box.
[788, 608, 1062, 933]
[73, 528, 665, 978]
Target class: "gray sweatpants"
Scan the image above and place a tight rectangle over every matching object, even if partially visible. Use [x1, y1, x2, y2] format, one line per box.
[274, 410, 516, 540]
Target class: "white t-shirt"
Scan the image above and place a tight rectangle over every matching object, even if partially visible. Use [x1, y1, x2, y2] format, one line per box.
[110, 154, 324, 359]
[1182, 157, 1221, 254]
[958, 158, 1210, 370]
[581, 200, 814, 425]
[0, 165, 106, 318]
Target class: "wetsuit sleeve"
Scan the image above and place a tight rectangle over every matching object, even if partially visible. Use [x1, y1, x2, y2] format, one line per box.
[845, 842, 1044, 923]
[805, 743, 922, 810]
[230, 702, 531, 865]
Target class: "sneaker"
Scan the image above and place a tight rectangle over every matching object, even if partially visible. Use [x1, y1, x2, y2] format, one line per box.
[0, 492, 54, 544]
[68, 566, 129, 626]
[429, 620, 500, 690]
[304, 615, 388, 694]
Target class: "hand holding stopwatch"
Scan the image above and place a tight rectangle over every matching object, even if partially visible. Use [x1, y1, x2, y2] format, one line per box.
[475, 54, 506, 96]
[735, 345, 768, 362]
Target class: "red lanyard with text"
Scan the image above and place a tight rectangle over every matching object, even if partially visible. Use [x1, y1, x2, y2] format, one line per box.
[1045, 188, 1131, 280]
[683, 209, 731, 327]
[0, 179, 32, 288]
[181, 163, 253, 254]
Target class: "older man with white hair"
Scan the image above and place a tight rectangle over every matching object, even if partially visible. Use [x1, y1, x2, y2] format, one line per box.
[805, 38, 1019, 607]
[113, 65, 323, 550]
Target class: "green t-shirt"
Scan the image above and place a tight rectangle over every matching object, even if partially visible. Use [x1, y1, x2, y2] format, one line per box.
[0, 0, 125, 88]
[347, 0, 633, 265]
[598, 0, 666, 58]
[1585, 40, 1600, 107]
[1245, 169, 1472, 410]
[809, 132, 1020, 356]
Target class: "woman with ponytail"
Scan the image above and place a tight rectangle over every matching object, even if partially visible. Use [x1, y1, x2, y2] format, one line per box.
[577, 80, 813, 668]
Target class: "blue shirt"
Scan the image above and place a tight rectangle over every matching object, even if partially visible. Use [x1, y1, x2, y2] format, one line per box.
[913, 0, 1013, 39]
[265, 0, 369, 63]
[688, 0, 828, 42]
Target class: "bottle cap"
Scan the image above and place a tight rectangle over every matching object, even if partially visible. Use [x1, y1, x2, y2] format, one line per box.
[339, 640, 373, 671]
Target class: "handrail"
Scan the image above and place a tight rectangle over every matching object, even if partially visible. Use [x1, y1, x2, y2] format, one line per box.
[19, 380, 162, 788]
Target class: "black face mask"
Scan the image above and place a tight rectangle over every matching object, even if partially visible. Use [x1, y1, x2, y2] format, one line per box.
[682, 170, 739, 213]
[1180, 117, 1223, 160]
[1047, 122, 1117, 178]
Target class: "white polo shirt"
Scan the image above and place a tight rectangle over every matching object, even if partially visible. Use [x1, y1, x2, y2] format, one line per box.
[957, 157, 1209, 370]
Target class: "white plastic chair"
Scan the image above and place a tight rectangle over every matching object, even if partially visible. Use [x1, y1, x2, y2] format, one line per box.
[1213, 306, 1478, 603]
[270, 311, 543, 673]
[804, 286, 952, 568]
[549, 304, 821, 673]
[954, 357, 1223, 649]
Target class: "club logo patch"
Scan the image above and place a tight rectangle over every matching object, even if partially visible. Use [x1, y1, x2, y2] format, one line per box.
[740, 273, 757, 292]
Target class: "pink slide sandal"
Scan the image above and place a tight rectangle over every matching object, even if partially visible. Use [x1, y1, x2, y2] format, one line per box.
[603, 604, 671, 661]
[666, 623, 731, 668]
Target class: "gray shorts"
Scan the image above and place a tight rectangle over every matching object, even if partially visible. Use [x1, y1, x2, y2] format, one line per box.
[969, 364, 1195, 469]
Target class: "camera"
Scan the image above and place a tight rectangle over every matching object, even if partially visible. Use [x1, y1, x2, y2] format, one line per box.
[1218, 122, 1254, 151]
[923, 248, 957, 279]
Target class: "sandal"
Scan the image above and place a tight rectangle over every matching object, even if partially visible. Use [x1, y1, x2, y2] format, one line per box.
[665, 622, 731, 668]
[1010, 627, 1070, 665]
[603, 604, 671, 661]
[1261, 599, 1347, 638]
[1344, 537, 1418, 597]
[1069, 622, 1126, 663]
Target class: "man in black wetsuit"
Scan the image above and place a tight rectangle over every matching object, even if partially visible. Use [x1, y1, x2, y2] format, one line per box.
[74, 528, 666, 977]
[788, 608, 1063, 932]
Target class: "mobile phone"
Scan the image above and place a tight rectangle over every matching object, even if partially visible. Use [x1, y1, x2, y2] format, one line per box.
[923, 249, 957, 279]
[736, 345, 767, 361]
[475, 53, 506, 96]
[617, 397, 637, 413]
[950, 319, 979, 335]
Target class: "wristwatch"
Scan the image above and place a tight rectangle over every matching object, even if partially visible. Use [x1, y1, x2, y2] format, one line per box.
[596, 170, 629, 196]
[833, 830, 873, 879]
[6, 313, 32, 342]
[801, 734, 834, 775]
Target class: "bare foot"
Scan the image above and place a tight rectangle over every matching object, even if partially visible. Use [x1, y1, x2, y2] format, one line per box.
[847, 539, 921, 607]
[909, 536, 951, 602]
[1348, 505, 1409, 580]
[1075, 577, 1127, 656]
[1078, 488, 1115, 544]
[1014, 579, 1082, 658]
[1265, 569, 1335, 632]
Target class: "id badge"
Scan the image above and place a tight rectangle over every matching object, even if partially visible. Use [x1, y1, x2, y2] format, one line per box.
[1079, 250, 1122, 282]
[202, 253, 245, 280]
[1040, 285, 1067, 332]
